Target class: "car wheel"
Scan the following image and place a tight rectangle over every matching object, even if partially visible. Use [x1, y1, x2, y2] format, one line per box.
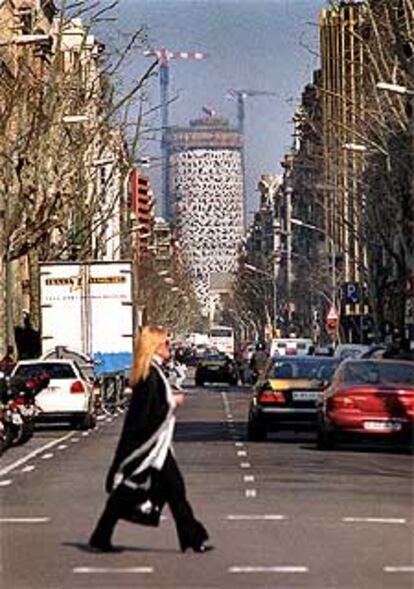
[77, 413, 94, 431]
[247, 417, 266, 441]
[316, 425, 336, 450]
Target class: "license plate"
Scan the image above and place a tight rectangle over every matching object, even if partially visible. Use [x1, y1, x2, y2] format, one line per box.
[363, 420, 402, 432]
[207, 366, 220, 371]
[292, 391, 318, 401]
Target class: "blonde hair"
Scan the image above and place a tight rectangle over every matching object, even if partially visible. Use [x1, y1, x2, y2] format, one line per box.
[130, 325, 167, 386]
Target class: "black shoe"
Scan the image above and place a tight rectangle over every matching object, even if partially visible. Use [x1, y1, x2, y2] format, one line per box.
[182, 542, 214, 553]
[88, 540, 123, 553]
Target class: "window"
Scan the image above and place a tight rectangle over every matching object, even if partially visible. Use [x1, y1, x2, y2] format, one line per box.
[15, 363, 77, 379]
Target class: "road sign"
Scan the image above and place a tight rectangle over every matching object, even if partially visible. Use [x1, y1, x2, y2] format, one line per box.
[326, 305, 339, 321]
[326, 305, 339, 335]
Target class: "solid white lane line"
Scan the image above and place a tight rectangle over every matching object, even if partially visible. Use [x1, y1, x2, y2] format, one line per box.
[343, 517, 407, 525]
[0, 517, 50, 523]
[73, 567, 153, 574]
[229, 566, 308, 574]
[0, 480, 13, 487]
[237, 450, 247, 457]
[245, 489, 257, 498]
[227, 515, 286, 521]
[244, 475, 255, 483]
[21, 465, 35, 473]
[0, 431, 74, 477]
[41, 453, 54, 460]
[384, 566, 414, 573]
[240, 462, 251, 469]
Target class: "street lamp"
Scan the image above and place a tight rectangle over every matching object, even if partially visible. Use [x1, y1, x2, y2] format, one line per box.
[290, 218, 336, 308]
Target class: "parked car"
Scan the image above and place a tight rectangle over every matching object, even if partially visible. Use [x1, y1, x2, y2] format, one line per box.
[360, 344, 387, 359]
[334, 344, 370, 362]
[11, 360, 96, 430]
[269, 337, 313, 357]
[247, 356, 339, 440]
[195, 352, 238, 386]
[316, 359, 414, 450]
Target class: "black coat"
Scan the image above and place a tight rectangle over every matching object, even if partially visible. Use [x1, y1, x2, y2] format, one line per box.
[105, 365, 169, 493]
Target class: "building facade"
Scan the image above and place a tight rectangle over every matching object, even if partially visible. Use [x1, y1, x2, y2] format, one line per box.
[320, 0, 368, 340]
[167, 115, 244, 315]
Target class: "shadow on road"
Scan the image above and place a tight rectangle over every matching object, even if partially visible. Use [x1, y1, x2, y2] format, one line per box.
[175, 420, 246, 442]
[63, 541, 178, 554]
[300, 441, 413, 456]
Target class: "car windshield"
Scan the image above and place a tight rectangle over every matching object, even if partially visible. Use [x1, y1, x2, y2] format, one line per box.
[342, 361, 414, 386]
[202, 353, 226, 362]
[14, 363, 76, 379]
[267, 359, 338, 380]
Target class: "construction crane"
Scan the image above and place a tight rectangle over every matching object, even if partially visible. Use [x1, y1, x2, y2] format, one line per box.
[144, 48, 208, 220]
[227, 89, 278, 134]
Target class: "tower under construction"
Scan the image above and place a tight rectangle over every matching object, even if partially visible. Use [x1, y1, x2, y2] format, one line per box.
[167, 115, 244, 315]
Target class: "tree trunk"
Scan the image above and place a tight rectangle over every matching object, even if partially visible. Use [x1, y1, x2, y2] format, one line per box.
[28, 249, 41, 331]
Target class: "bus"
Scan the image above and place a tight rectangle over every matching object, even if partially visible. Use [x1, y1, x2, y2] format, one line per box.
[208, 325, 235, 358]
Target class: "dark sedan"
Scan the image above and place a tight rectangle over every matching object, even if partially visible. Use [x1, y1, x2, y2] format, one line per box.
[247, 356, 339, 440]
[317, 359, 414, 450]
[195, 352, 238, 386]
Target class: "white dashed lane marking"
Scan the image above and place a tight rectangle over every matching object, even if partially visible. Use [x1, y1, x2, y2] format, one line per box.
[57, 445, 68, 450]
[384, 566, 414, 573]
[73, 567, 154, 574]
[343, 517, 407, 525]
[240, 462, 251, 469]
[21, 465, 35, 473]
[243, 475, 255, 483]
[245, 489, 257, 498]
[0, 517, 50, 523]
[227, 515, 286, 521]
[41, 453, 54, 460]
[237, 450, 247, 457]
[0, 479, 13, 487]
[229, 566, 308, 574]
[0, 431, 74, 477]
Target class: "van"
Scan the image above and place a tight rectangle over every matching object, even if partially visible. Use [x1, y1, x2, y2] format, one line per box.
[270, 337, 313, 357]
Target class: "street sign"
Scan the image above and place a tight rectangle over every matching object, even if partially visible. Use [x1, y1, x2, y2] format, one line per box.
[326, 305, 339, 321]
[343, 282, 361, 304]
[326, 305, 339, 336]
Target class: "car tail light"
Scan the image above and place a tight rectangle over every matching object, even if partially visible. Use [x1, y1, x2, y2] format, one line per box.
[12, 396, 25, 407]
[70, 381, 86, 394]
[259, 389, 285, 404]
[330, 394, 357, 410]
[398, 392, 414, 411]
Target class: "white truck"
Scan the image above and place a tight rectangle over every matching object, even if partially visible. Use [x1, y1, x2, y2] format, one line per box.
[39, 261, 134, 406]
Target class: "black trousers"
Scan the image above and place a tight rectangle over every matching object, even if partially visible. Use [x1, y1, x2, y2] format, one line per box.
[90, 451, 208, 550]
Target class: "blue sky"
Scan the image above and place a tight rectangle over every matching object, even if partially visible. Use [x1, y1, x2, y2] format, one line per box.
[109, 0, 326, 213]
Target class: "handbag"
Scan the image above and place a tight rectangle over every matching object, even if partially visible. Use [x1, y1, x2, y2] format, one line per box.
[119, 468, 164, 527]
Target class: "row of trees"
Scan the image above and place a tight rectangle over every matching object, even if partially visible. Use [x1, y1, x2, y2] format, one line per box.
[229, 0, 414, 344]
[0, 0, 159, 353]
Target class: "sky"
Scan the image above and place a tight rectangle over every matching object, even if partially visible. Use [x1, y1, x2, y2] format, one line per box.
[106, 0, 326, 215]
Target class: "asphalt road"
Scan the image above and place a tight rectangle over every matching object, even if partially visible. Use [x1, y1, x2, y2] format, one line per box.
[0, 382, 413, 589]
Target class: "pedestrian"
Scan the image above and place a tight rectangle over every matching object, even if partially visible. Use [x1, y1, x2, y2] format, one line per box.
[0, 345, 16, 376]
[250, 341, 268, 383]
[89, 325, 212, 553]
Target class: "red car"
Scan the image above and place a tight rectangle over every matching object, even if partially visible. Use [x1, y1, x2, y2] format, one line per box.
[317, 360, 414, 450]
